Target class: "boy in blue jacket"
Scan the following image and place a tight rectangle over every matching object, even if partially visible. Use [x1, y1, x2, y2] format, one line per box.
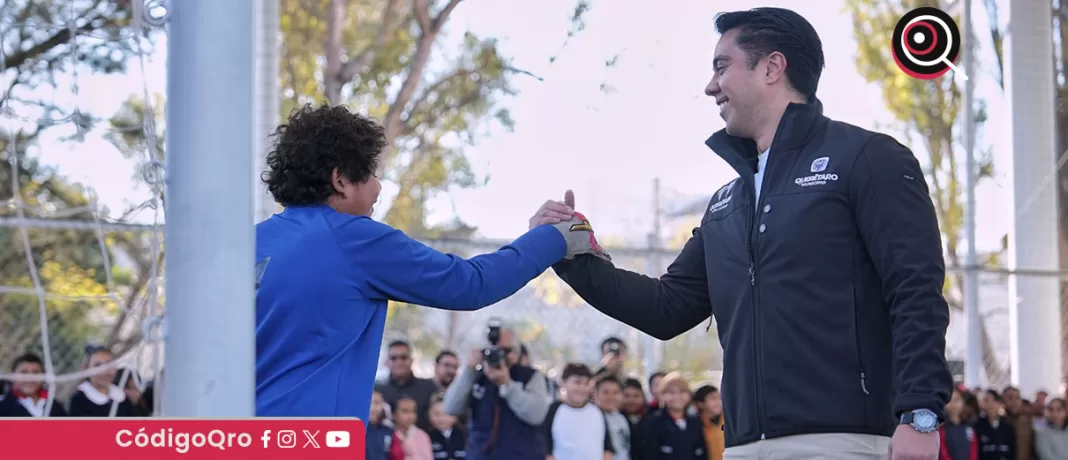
[254, 104, 609, 420]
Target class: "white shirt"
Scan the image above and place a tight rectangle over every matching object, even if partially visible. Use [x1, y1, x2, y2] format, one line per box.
[549, 402, 609, 460]
[604, 410, 631, 460]
[753, 148, 770, 208]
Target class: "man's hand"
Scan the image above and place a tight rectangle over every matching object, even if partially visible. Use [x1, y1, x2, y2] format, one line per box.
[889, 425, 938, 460]
[546, 190, 611, 261]
[483, 361, 511, 386]
[600, 352, 623, 374]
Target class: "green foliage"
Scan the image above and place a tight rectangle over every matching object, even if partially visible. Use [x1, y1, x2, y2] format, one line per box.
[846, 0, 1004, 381]
[0, 0, 157, 372]
[279, 0, 521, 234]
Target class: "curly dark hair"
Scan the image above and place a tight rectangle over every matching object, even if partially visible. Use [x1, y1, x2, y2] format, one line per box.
[263, 103, 385, 206]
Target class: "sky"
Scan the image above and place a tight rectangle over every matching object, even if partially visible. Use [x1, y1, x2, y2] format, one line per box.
[19, 0, 1025, 253]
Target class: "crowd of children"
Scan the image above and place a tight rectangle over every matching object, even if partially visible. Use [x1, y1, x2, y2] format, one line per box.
[365, 362, 727, 460]
[938, 386, 1068, 460]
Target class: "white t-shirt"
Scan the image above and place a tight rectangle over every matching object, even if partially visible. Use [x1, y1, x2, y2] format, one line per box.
[753, 148, 770, 208]
[604, 410, 631, 460]
[546, 401, 613, 460]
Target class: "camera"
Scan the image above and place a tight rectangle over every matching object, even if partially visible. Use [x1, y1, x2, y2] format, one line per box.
[607, 341, 621, 355]
[482, 318, 504, 368]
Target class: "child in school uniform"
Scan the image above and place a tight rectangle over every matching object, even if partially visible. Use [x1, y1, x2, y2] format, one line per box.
[640, 372, 706, 459]
[545, 363, 615, 460]
[68, 347, 135, 417]
[367, 390, 405, 460]
[394, 395, 433, 460]
[0, 353, 66, 417]
[427, 396, 466, 459]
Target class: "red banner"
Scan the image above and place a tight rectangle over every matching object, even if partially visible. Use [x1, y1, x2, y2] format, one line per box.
[1, 418, 366, 459]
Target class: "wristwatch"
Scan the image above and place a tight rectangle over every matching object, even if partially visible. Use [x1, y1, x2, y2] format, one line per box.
[899, 409, 939, 433]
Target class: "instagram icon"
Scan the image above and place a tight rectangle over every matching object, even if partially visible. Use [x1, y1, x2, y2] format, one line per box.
[277, 430, 297, 448]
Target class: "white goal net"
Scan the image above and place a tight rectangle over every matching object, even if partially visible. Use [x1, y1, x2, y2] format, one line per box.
[0, 0, 168, 416]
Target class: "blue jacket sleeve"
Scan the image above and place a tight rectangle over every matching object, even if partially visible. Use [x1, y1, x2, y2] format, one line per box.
[340, 221, 566, 310]
[849, 134, 953, 419]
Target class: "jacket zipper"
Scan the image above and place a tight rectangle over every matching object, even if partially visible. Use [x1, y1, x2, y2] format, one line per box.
[853, 289, 870, 396]
[748, 173, 768, 441]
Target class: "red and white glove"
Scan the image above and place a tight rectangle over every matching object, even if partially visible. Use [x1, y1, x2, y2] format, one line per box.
[551, 211, 611, 262]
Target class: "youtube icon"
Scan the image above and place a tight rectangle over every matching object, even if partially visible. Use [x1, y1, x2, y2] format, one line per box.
[325, 431, 350, 448]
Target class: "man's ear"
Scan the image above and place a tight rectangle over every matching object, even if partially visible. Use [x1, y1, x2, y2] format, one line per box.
[764, 51, 788, 84]
[330, 168, 347, 196]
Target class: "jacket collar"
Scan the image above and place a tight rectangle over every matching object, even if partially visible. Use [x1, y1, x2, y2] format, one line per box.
[705, 98, 825, 175]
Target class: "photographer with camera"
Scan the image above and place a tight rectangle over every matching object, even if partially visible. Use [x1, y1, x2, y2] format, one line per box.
[595, 336, 628, 381]
[442, 319, 551, 460]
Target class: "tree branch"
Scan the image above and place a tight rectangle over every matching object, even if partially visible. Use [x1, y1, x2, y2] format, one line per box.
[334, 0, 404, 97]
[380, 32, 436, 164]
[412, 0, 432, 32]
[432, 0, 463, 30]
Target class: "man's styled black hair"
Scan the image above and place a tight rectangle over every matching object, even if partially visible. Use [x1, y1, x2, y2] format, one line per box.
[435, 350, 456, 364]
[561, 363, 593, 381]
[694, 384, 719, 403]
[11, 353, 43, 372]
[714, 8, 825, 100]
[622, 377, 644, 392]
[263, 103, 386, 207]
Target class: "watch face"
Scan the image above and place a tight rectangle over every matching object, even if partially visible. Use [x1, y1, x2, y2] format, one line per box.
[914, 410, 938, 429]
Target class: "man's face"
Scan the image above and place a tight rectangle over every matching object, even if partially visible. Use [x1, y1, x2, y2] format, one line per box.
[706, 28, 766, 139]
[701, 390, 722, 416]
[13, 360, 43, 396]
[595, 381, 623, 412]
[386, 345, 412, 379]
[497, 329, 519, 366]
[435, 354, 458, 385]
[622, 387, 646, 413]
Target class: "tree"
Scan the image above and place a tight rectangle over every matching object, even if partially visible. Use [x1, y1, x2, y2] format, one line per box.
[845, 0, 1007, 384]
[0, 0, 158, 375]
[279, 0, 590, 234]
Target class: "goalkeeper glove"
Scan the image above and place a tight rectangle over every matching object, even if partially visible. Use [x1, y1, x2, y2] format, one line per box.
[551, 212, 611, 262]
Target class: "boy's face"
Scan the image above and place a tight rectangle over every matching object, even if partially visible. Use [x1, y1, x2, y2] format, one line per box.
[595, 381, 622, 412]
[370, 392, 385, 423]
[563, 376, 591, 405]
[662, 385, 691, 411]
[13, 360, 43, 395]
[622, 386, 645, 412]
[701, 390, 722, 416]
[429, 402, 456, 431]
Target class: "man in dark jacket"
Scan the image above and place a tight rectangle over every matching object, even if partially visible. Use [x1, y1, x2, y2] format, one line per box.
[533, 7, 952, 460]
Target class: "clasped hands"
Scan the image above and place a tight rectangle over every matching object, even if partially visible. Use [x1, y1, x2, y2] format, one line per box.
[529, 190, 611, 262]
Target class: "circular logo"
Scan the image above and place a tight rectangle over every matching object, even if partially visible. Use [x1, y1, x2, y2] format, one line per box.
[891, 7, 962, 80]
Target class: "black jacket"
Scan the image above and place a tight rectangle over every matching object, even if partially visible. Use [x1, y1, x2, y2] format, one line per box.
[640, 409, 706, 459]
[553, 100, 952, 447]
